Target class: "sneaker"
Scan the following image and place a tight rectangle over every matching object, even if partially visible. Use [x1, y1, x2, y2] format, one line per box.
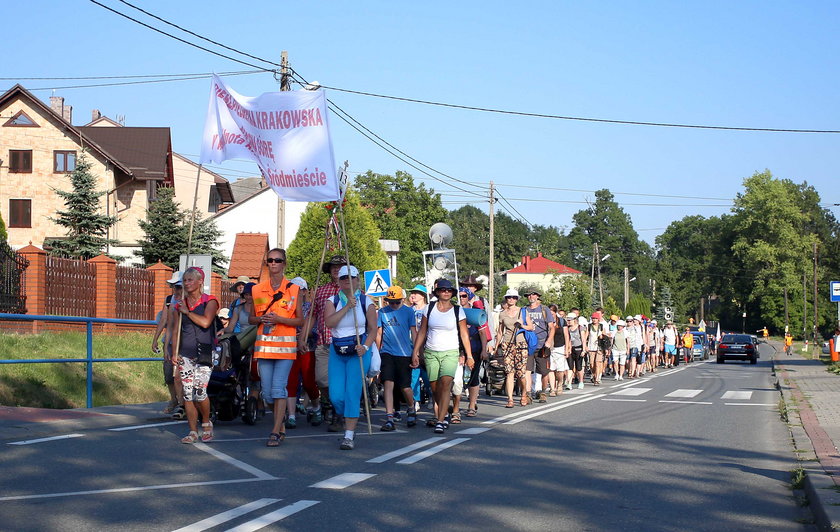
[381, 420, 395, 432]
[564, 384, 573, 391]
[538, 392, 547, 403]
[310, 409, 323, 426]
[392, 411, 403, 422]
[339, 437, 355, 450]
[406, 409, 417, 428]
[577, 382, 584, 389]
[614, 375, 619, 381]
[285, 417, 297, 429]
[434, 422, 446, 434]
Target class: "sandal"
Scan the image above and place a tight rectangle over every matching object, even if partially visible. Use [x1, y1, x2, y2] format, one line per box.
[520, 396, 531, 407]
[406, 409, 417, 428]
[465, 408, 477, 417]
[450, 412, 462, 424]
[201, 422, 213, 443]
[505, 399, 515, 408]
[181, 431, 199, 444]
[434, 422, 446, 434]
[266, 432, 285, 447]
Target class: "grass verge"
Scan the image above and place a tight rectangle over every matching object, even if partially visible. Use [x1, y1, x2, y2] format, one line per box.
[0, 331, 167, 408]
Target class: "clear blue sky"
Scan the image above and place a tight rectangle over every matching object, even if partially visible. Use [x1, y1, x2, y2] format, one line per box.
[6, 1, 839, 245]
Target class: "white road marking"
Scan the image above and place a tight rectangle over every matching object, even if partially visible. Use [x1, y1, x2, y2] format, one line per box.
[610, 387, 651, 396]
[194, 443, 276, 480]
[213, 431, 402, 443]
[172, 498, 280, 532]
[721, 391, 752, 400]
[225, 500, 319, 532]
[665, 389, 703, 398]
[483, 394, 591, 424]
[367, 437, 444, 463]
[659, 400, 713, 405]
[601, 398, 647, 402]
[7, 434, 84, 445]
[310, 473, 376, 489]
[725, 403, 777, 406]
[0, 477, 271, 502]
[456, 427, 491, 435]
[505, 394, 601, 425]
[108, 421, 186, 431]
[397, 438, 471, 464]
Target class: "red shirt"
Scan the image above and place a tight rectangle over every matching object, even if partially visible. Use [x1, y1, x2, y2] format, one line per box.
[313, 281, 340, 346]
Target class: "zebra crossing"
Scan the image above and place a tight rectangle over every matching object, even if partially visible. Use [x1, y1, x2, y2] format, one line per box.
[601, 386, 775, 405]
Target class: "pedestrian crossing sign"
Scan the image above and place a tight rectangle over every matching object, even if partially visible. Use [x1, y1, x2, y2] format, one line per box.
[364, 269, 391, 297]
[831, 281, 840, 303]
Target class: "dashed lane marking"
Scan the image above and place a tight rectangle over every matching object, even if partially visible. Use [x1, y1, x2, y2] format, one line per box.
[725, 403, 777, 406]
[225, 500, 320, 532]
[396, 438, 471, 464]
[455, 427, 491, 435]
[108, 421, 186, 431]
[7, 434, 84, 445]
[601, 398, 647, 402]
[366, 437, 444, 464]
[659, 400, 713, 405]
[310, 473, 376, 489]
[610, 387, 652, 396]
[172, 498, 281, 532]
[721, 391, 753, 400]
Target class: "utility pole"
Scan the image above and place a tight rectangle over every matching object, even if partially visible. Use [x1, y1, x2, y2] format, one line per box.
[590, 243, 596, 297]
[488, 181, 495, 312]
[596, 244, 604, 308]
[700, 297, 705, 323]
[276, 51, 290, 248]
[624, 267, 629, 310]
[813, 242, 819, 345]
[803, 272, 808, 340]
[784, 287, 789, 333]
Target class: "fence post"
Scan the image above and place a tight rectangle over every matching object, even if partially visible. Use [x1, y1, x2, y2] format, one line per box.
[88, 255, 117, 330]
[147, 261, 174, 311]
[86, 320, 94, 408]
[211, 272, 223, 299]
[17, 245, 47, 333]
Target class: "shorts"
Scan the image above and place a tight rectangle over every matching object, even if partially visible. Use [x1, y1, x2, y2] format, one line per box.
[664, 344, 677, 355]
[587, 350, 603, 366]
[424, 349, 460, 382]
[525, 356, 536, 372]
[466, 362, 481, 388]
[380, 352, 412, 390]
[179, 357, 211, 402]
[163, 357, 175, 385]
[533, 356, 550, 377]
[549, 348, 569, 372]
[612, 349, 627, 365]
[570, 346, 585, 371]
[629, 347, 640, 363]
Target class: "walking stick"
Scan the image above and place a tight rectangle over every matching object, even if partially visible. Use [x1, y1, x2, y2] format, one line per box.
[337, 202, 373, 435]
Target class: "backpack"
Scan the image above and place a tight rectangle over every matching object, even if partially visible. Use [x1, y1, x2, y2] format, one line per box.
[332, 293, 371, 332]
[517, 307, 541, 355]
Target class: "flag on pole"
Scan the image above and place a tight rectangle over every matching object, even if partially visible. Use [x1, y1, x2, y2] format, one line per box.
[200, 74, 340, 202]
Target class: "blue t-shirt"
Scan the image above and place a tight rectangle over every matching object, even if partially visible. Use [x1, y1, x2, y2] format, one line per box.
[378, 305, 417, 357]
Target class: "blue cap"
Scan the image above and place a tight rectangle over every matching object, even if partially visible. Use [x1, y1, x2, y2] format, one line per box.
[434, 279, 455, 292]
[409, 284, 428, 295]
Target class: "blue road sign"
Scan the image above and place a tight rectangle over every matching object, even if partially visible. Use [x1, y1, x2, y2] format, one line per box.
[831, 281, 840, 303]
[364, 269, 392, 297]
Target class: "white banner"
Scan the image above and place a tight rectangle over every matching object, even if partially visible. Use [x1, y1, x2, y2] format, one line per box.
[199, 75, 339, 202]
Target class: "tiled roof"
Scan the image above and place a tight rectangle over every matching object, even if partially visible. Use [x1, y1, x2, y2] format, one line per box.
[228, 233, 269, 280]
[506, 252, 582, 274]
[79, 126, 171, 181]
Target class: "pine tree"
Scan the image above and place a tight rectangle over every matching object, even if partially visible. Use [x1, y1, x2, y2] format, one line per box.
[135, 187, 187, 268]
[186, 209, 227, 274]
[45, 153, 117, 259]
[0, 211, 7, 242]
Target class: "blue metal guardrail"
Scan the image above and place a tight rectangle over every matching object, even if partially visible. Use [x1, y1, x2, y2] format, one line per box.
[0, 313, 160, 408]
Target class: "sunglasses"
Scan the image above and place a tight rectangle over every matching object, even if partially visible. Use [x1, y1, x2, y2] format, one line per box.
[339, 275, 358, 280]
[266, 257, 286, 264]
[437, 288, 454, 293]
[459, 294, 469, 298]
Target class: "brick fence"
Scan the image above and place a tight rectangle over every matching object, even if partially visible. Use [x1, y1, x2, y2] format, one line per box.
[6, 245, 233, 333]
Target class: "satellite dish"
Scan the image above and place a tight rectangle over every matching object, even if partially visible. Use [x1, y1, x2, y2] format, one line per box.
[429, 223, 453, 248]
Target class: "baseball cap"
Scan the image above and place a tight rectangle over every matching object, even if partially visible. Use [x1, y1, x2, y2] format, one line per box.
[338, 265, 359, 278]
[167, 271, 183, 285]
[591, 311, 603, 321]
[218, 308, 231, 319]
[616, 320, 626, 327]
[385, 286, 406, 301]
[290, 277, 308, 290]
[610, 314, 619, 321]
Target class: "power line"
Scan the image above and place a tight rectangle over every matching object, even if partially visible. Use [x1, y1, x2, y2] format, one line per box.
[499, 197, 731, 207]
[312, 82, 840, 134]
[87, 0, 276, 73]
[0, 70, 256, 81]
[19, 70, 263, 91]
[490, 182, 731, 202]
[114, 0, 280, 70]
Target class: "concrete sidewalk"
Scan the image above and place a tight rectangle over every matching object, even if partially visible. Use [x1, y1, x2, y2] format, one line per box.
[772, 340, 840, 530]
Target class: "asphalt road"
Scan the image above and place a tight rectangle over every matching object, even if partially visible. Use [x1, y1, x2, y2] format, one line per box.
[0, 344, 812, 531]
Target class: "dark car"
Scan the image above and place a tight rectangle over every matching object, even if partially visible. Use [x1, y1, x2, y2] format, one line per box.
[717, 334, 758, 364]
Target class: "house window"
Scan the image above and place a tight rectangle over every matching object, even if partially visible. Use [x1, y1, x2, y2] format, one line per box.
[8, 150, 32, 173]
[9, 199, 31, 228]
[54, 150, 76, 173]
[3, 110, 38, 127]
[208, 184, 221, 213]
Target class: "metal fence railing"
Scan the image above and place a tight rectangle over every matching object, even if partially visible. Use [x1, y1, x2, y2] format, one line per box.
[0, 313, 160, 408]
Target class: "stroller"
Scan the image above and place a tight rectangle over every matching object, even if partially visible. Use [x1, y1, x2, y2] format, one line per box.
[207, 326, 262, 425]
[484, 346, 507, 396]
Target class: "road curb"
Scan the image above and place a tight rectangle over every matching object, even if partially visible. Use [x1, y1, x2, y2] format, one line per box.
[773, 356, 840, 531]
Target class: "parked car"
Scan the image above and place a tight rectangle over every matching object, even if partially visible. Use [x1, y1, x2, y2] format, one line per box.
[717, 334, 758, 364]
[690, 332, 709, 360]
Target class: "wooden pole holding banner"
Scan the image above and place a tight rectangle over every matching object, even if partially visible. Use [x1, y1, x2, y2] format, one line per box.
[337, 197, 373, 435]
[172, 163, 205, 379]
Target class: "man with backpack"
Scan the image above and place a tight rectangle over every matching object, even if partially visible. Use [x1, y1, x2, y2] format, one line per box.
[523, 290, 555, 402]
[377, 286, 417, 430]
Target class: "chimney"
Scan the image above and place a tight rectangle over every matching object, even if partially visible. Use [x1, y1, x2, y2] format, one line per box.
[62, 105, 72, 124]
[537, 251, 543, 258]
[50, 96, 64, 116]
[92, 109, 101, 121]
[522, 255, 529, 270]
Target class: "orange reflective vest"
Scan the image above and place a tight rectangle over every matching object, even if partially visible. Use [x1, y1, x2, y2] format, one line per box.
[252, 277, 300, 360]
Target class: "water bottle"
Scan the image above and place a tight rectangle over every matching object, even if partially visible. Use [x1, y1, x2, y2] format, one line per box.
[463, 365, 472, 384]
[263, 323, 273, 335]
